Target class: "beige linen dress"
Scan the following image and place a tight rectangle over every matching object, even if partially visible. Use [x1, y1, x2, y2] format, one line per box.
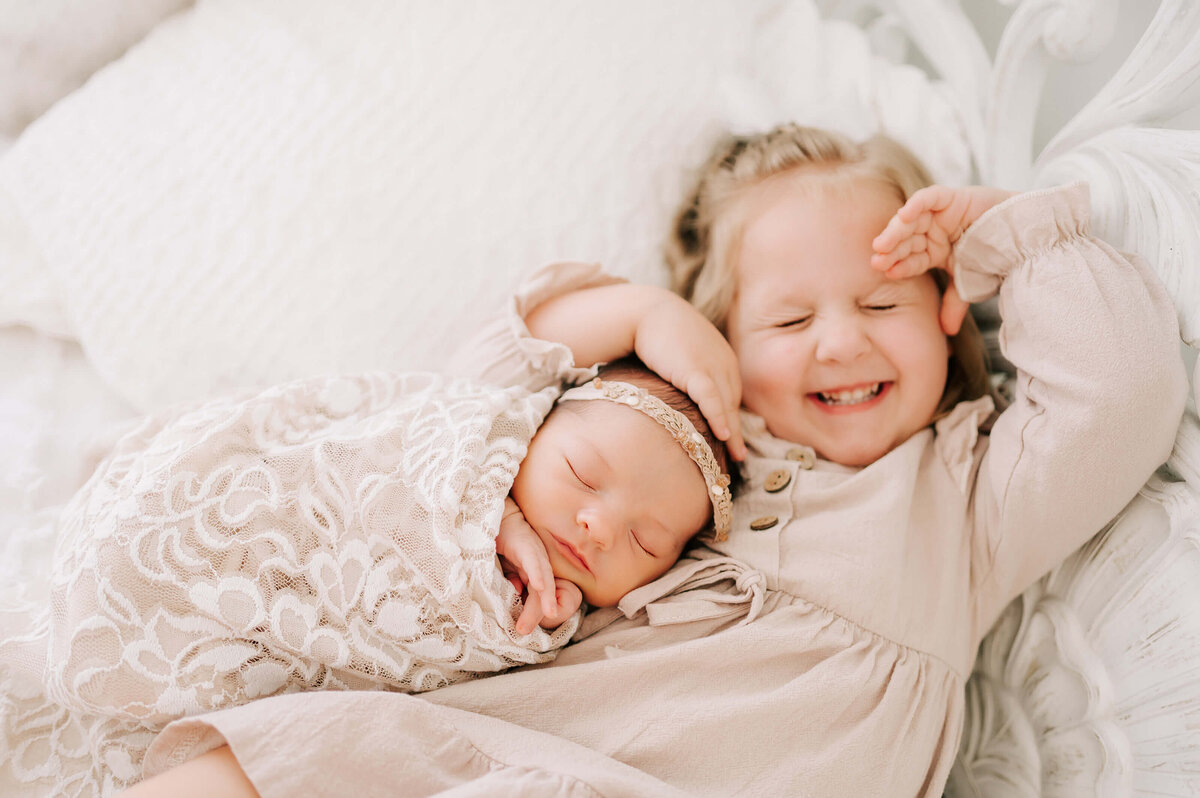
[144, 184, 1186, 797]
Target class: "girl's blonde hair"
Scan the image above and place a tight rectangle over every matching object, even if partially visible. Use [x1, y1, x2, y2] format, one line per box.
[667, 123, 992, 418]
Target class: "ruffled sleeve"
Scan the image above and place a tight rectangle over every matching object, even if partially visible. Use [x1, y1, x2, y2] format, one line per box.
[447, 261, 625, 392]
[957, 184, 1187, 642]
[953, 183, 1092, 302]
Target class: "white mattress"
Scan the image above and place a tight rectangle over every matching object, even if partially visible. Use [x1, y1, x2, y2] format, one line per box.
[0, 327, 135, 606]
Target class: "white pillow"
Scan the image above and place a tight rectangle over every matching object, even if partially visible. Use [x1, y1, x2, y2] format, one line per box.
[0, 0, 193, 138]
[0, 0, 970, 412]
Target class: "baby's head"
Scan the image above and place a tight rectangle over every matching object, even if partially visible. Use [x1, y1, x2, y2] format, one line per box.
[510, 358, 731, 607]
[667, 123, 991, 466]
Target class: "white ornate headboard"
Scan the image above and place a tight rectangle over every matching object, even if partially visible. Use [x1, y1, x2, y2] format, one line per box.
[830, 1, 1200, 794]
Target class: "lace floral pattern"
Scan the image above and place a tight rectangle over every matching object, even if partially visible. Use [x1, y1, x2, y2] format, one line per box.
[1, 371, 578, 795]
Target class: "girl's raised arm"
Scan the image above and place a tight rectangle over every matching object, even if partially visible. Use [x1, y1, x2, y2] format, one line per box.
[453, 263, 745, 459]
[942, 184, 1185, 639]
[527, 283, 744, 459]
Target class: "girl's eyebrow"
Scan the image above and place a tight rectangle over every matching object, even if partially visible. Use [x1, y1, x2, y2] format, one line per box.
[863, 281, 917, 300]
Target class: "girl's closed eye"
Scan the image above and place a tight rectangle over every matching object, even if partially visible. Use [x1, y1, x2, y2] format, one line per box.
[776, 314, 813, 329]
[863, 303, 896, 312]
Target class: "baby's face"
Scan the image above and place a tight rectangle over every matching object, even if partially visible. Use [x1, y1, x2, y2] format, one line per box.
[725, 174, 950, 466]
[511, 399, 711, 607]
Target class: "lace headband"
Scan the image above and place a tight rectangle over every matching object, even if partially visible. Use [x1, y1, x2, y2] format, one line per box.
[558, 378, 732, 542]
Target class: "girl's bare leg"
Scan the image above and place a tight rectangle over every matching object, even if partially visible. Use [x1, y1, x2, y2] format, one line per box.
[119, 745, 259, 798]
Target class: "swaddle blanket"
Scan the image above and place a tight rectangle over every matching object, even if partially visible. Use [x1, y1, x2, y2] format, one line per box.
[1, 371, 576, 794]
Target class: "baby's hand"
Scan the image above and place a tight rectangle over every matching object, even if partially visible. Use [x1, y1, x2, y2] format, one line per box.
[538, 579, 583, 630]
[633, 292, 746, 461]
[496, 498, 559, 634]
[871, 185, 1015, 334]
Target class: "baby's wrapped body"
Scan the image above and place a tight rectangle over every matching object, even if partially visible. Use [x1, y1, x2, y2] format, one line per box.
[44, 371, 576, 725]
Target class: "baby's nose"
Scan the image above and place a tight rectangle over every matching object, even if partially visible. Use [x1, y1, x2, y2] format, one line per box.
[577, 507, 616, 550]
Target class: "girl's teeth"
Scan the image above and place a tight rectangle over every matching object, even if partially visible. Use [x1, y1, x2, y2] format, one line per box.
[818, 383, 882, 406]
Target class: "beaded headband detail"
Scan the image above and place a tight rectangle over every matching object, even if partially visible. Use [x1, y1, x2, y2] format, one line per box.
[557, 377, 733, 542]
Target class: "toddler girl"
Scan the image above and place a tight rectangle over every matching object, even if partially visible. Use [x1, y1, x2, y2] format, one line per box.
[427, 124, 1187, 795]
[125, 125, 1186, 797]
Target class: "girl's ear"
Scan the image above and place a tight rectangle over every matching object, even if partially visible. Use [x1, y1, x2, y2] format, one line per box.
[938, 273, 969, 336]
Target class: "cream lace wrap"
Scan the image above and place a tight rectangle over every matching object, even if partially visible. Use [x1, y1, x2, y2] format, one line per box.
[46, 371, 577, 721]
[0, 371, 584, 794]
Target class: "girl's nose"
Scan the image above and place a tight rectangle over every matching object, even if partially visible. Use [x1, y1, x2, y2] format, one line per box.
[576, 507, 616, 551]
[814, 313, 871, 363]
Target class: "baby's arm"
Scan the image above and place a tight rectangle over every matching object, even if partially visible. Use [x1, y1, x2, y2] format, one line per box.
[527, 283, 745, 459]
[496, 498, 583, 633]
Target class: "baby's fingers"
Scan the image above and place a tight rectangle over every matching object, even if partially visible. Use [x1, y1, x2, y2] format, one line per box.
[524, 558, 558, 620]
[514, 598, 544, 635]
[538, 579, 584, 629]
[513, 557, 556, 634]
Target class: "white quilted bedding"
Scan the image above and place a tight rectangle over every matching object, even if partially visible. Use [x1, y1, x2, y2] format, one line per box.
[0, 0, 968, 414]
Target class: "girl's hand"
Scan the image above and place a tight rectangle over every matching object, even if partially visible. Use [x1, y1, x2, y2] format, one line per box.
[538, 579, 583, 629]
[870, 185, 1016, 335]
[525, 284, 745, 460]
[496, 498, 559, 634]
[633, 292, 746, 461]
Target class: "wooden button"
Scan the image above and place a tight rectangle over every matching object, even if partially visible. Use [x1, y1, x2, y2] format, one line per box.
[749, 515, 778, 531]
[764, 469, 792, 493]
[785, 447, 815, 469]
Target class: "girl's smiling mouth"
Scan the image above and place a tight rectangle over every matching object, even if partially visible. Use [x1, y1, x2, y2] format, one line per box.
[809, 381, 890, 412]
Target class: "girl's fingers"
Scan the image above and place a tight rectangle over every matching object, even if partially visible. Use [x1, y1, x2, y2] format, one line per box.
[901, 185, 957, 220]
[689, 375, 729, 438]
[872, 216, 919, 254]
[885, 251, 932, 279]
[874, 236, 915, 269]
[725, 421, 747, 462]
[711, 364, 746, 461]
[689, 373, 746, 463]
